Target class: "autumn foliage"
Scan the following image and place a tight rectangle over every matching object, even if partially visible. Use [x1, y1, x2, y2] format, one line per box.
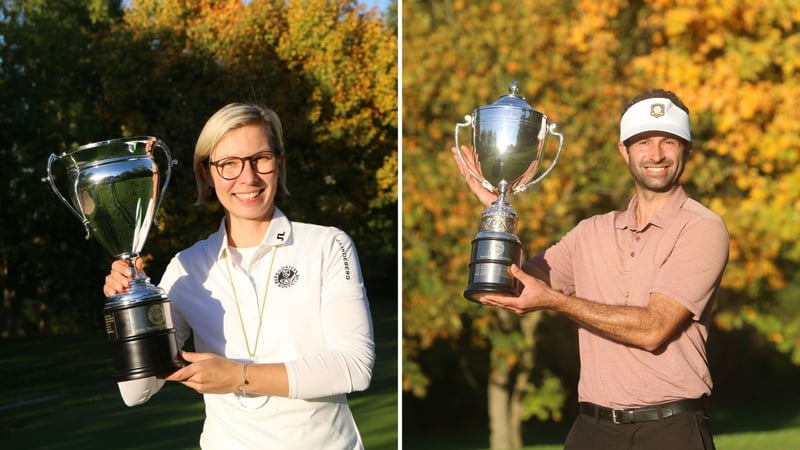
[0, 0, 397, 335]
[403, 0, 800, 446]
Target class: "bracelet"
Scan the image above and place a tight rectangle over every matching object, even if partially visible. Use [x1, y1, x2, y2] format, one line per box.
[238, 363, 249, 396]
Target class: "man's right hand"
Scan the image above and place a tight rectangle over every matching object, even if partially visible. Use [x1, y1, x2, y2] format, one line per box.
[451, 145, 498, 208]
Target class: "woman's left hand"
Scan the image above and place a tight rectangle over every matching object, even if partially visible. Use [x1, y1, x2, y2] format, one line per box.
[164, 351, 241, 394]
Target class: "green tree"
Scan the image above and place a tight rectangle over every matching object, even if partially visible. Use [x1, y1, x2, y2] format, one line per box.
[0, 0, 124, 336]
[0, 0, 397, 336]
[104, 0, 398, 295]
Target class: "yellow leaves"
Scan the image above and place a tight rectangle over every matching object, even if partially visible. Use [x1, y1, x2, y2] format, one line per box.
[565, 0, 800, 302]
[576, 0, 619, 18]
[769, 332, 785, 345]
[405, 0, 800, 398]
[567, 0, 618, 54]
[372, 151, 398, 207]
[695, 29, 727, 61]
[716, 162, 797, 295]
[704, 32, 726, 51]
[663, 8, 695, 37]
[745, 306, 757, 322]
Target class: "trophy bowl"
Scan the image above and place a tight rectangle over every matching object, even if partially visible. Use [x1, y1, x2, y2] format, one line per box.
[45, 137, 184, 381]
[455, 81, 564, 303]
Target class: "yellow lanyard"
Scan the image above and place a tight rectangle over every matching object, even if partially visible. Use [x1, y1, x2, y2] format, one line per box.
[224, 246, 278, 363]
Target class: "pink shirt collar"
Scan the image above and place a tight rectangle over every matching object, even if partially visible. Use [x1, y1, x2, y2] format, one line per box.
[615, 186, 689, 231]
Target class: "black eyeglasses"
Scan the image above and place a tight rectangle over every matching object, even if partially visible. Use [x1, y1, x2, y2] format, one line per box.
[209, 152, 278, 180]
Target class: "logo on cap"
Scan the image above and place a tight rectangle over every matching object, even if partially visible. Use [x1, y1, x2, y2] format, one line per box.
[650, 103, 665, 118]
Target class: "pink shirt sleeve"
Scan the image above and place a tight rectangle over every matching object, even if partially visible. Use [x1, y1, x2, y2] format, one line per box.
[651, 216, 729, 320]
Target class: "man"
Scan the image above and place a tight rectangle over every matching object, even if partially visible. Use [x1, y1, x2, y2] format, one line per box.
[453, 89, 729, 449]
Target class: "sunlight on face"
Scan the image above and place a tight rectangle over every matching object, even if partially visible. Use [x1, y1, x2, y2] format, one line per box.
[209, 124, 281, 225]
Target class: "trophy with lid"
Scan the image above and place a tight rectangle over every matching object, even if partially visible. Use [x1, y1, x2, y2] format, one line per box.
[454, 81, 564, 303]
[45, 136, 184, 382]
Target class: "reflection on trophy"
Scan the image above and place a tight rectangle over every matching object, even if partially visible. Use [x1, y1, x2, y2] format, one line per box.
[45, 137, 183, 381]
[455, 81, 564, 303]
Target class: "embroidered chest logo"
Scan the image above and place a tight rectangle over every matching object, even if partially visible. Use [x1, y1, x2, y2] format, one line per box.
[274, 266, 299, 288]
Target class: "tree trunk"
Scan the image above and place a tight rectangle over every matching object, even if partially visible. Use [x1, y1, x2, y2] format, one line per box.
[488, 364, 514, 449]
[487, 311, 542, 449]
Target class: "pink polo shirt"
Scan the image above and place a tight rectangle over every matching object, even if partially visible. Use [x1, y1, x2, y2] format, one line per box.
[530, 186, 729, 408]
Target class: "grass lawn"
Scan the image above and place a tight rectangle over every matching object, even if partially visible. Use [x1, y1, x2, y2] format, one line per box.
[404, 397, 800, 450]
[0, 301, 397, 449]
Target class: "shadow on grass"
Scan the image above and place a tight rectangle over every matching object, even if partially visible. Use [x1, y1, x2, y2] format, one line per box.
[0, 333, 201, 450]
[0, 300, 398, 450]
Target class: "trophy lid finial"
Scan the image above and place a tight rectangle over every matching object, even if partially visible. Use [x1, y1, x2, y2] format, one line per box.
[490, 80, 532, 110]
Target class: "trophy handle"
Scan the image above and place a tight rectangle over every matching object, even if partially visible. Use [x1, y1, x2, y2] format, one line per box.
[512, 122, 564, 194]
[151, 139, 177, 229]
[44, 152, 93, 238]
[454, 114, 494, 193]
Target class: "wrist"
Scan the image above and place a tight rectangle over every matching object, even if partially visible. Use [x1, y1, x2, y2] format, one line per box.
[238, 362, 249, 395]
[543, 287, 565, 311]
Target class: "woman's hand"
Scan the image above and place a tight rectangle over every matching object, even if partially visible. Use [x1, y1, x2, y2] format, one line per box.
[164, 351, 241, 395]
[103, 257, 145, 297]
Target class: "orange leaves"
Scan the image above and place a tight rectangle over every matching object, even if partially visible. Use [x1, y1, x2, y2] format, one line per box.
[632, 2, 800, 305]
[372, 151, 398, 208]
[283, 0, 395, 144]
[566, 0, 619, 55]
[698, 32, 726, 56]
[404, 0, 800, 399]
[663, 7, 696, 37]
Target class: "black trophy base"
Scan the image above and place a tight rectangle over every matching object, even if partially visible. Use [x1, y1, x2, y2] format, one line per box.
[104, 291, 184, 382]
[464, 280, 522, 303]
[109, 329, 184, 381]
[465, 231, 523, 303]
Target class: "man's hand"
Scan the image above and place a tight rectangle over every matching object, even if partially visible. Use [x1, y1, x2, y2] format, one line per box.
[451, 145, 498, 208]
[478, 264, 557, 315]
[482, 265, 694, 352]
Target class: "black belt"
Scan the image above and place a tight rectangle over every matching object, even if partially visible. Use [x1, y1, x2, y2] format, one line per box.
[579, 397, 709, 424]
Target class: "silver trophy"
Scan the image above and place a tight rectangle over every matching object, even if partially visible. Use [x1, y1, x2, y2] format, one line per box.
[455, 81, 564, 303]
[45, 136, 183, 381]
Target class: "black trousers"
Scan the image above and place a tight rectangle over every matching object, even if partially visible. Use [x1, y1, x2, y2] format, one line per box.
[564, 409, 715, 450]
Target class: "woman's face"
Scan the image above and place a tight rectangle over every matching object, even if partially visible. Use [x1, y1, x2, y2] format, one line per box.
[203, 124, 281, 225]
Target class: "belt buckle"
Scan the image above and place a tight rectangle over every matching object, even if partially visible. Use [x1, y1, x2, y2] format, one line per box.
[612, 408, 628, 424]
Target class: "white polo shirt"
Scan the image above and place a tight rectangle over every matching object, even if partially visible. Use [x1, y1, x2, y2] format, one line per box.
[159, 207, 375, 449]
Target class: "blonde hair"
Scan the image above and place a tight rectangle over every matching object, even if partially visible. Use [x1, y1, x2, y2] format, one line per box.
[194, 103, 290, 204]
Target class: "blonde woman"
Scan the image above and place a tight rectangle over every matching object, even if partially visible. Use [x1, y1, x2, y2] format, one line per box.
[104, 103, 375, 449]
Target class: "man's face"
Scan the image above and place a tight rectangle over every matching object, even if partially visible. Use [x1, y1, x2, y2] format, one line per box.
[618, 131, 689, 193]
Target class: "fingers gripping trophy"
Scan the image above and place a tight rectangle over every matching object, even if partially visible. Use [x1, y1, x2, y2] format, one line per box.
[45, 137, 184, 386]
[455, 81, 564, 303]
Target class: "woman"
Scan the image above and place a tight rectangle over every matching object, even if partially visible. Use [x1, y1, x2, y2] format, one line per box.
[104, 103, 375, 449]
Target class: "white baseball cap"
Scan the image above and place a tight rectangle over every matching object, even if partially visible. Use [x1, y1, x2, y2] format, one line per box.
[620, 97, 691, 143]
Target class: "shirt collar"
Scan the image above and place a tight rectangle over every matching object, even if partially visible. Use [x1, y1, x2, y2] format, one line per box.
[216, 207, 293, 260]
[615, 186, 688, 231]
